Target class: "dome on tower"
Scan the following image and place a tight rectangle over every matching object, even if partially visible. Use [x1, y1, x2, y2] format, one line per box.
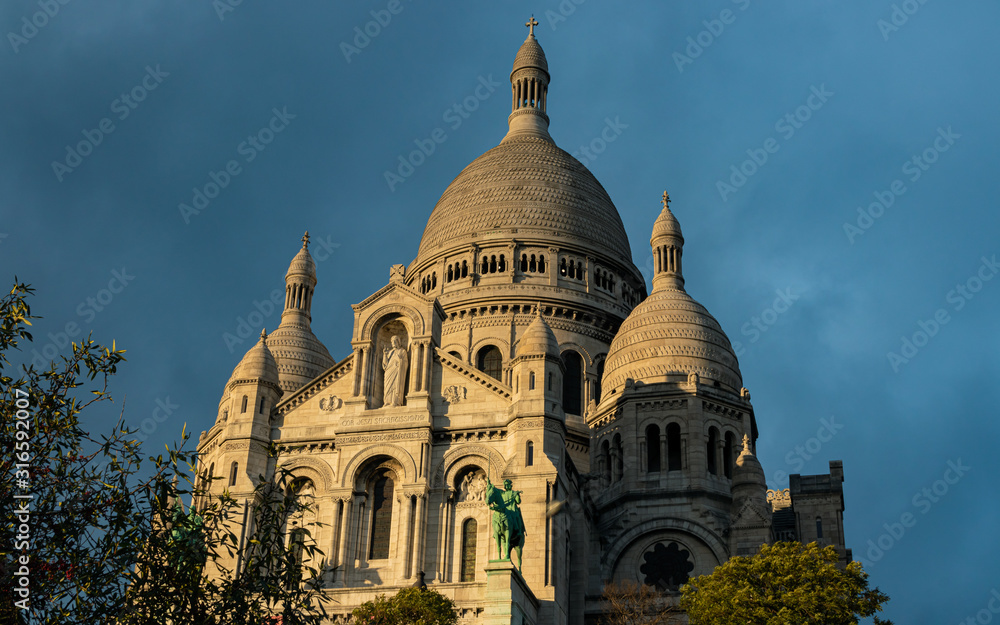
[519, 309, 559, 356]
[512, 32, 548, 75]
[651, 202, 683, 239]
[286, 246, 316, 280]
[228, 329, 281, 389]
[601, 195, 742, 397]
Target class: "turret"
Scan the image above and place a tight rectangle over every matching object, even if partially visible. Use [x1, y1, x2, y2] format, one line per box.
[503, 17, 552, 142]
[268, 232, 335, 393]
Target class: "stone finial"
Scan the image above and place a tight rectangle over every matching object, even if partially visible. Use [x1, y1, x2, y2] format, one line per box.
[742, 433, 752, 455]
[662, 190, 671, 209]
[301, 231, 310, 250]
[260, 328, 268, 341]
[525, 16, 538, 37]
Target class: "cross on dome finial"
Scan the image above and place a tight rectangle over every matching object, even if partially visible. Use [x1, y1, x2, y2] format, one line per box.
[662, 191, 671, 209]
[526, 16, 538, 37]
[301, 231, 310, 250]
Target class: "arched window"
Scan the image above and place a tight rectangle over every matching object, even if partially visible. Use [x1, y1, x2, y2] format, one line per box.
[481, 257, 488, 274]
[529, 371, 535, 390]
[448, 350, 462, 360]
[520, 254, 528, 272]
[724, 432, 735, 479]
[601, 440, 611, 482]
[240, 395, 248, 413]
[447, 265, 454, 282]
[667, 423, 682, 471]
[477, 346, 502, 380]
[560, 258, 567, 276]
[368, 469, 395, 560]
[529, 254, 536, 272]
[229, 461, 239, 487]
[615, 434, 625, 481]
[461, 261, 468, 278]
[205, 462, 215, 494]
[526, 441, 534, 467]
[561, 351, 583, 415]
[490, 255, 497, 273]
[432, 272, 437, 288]
[816, 517, 823, 540]
[594, 359, 604, 404]
[259, 397, 265, 414]
[646, 424, 661, 472]
[498, 255, 506, 272]
[707, 427, 719, 475]
[461, 518, 478, 582]
[538, 255, 545, 273]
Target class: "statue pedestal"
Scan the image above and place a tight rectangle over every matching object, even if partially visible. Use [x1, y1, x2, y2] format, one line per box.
[483, 560, 538, 625]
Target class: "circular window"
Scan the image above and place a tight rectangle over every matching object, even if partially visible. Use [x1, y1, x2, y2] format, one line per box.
[639, 541, 694, 590]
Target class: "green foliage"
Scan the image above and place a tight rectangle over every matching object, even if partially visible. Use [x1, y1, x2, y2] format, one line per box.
[679, 542, 893, 625]
[0, 281, 330, 624]
[352, 587, 458, 625]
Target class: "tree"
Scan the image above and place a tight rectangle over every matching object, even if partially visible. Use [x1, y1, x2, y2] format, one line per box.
[352, 587, 458, 625]
[1, 281, 330, 624]
[679, 542, 893, 625]
[601, 580, 680, 625]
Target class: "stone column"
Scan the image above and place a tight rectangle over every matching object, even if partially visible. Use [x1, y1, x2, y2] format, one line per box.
[398, 493, 414, 580]
[334, 496, 353, 586]
[413, 493, 428, 580]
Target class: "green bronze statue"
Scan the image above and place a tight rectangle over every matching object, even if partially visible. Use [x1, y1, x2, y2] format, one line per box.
[485, 477, 526, 571]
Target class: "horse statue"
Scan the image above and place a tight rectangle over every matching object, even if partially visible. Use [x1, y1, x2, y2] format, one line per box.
[485, 477, 526, 571]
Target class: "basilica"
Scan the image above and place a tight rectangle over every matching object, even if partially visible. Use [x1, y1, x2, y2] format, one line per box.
[196, 22, 851, 625]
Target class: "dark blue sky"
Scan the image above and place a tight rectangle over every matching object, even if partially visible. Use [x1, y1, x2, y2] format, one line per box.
[4, 2, 999, 622]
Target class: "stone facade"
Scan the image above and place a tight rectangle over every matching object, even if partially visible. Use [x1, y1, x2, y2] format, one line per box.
[195, 24, 851, 625]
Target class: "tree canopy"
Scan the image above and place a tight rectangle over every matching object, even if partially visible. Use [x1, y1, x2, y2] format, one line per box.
[353, 587, 458, 625]
[679, 542, 893, 625]
[1, 281, 329, 624]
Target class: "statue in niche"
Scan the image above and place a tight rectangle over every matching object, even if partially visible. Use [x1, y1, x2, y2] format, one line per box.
[459, 470, 487, 502]
[382, 335, 409, 407]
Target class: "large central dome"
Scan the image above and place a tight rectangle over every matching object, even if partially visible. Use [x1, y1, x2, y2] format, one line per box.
[413, 135, 633, 267]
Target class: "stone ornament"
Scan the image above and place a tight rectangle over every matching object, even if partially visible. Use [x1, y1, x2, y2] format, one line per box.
[319, 395, 343, 411]
[442, 385, 467, 404]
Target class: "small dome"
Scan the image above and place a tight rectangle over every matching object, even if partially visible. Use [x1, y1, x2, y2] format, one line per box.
[600, 289, 742, 396]
[651, 204, 683, 241]
[512, 34, 548, 77]
[519, 311, 559, 356]
[733, 435, 767, 490]
[268, 322, 335, 393]
[228, 330, 280, 389]
[286, 239, 316, 282]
